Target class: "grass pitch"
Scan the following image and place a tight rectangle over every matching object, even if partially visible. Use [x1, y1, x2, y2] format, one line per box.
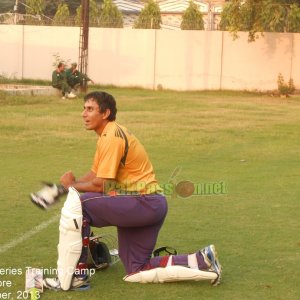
[0, 88, 299, 300]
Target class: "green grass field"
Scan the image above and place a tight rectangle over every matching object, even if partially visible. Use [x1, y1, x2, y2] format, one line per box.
[0, 88, 299, 300]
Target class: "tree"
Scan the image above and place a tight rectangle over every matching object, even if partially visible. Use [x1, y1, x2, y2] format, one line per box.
[181, 1, 204, 30]
[43, 1, 81, 17]
[53, 3, 70, 25]
[287, 3, 300, 31]
[25, 0, 45, 15]
[99, 0, 123, 28]
[220, 0, 267, 40]
[66, 0, 81, 15]
[75, 0, 101, 26]
[134, 0, 161, 29]
[220, 0, 300, 41]
[260, 0, 287, 32]
[44, 0, 60, 16]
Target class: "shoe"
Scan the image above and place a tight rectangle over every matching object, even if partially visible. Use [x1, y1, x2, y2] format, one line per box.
[67, 92, 76, 98]
[201, 244, 222, 286]
[71, 274, 90, 289]
[43, 277, 61, 291]
[43, 275, 89, 291]
[61, 96, 66, 100]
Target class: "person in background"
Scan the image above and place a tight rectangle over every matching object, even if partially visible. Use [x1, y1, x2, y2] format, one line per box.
[52, 62, 76, 99]
[66, 62, 94, 91]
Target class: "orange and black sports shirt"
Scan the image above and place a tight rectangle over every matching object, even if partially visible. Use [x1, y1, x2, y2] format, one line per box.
[91, 121, 162, 195]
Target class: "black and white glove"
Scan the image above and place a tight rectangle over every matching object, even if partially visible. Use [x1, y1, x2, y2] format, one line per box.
[30, 182, 67, 210]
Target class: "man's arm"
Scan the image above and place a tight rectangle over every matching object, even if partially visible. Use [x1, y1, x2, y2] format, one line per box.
[65, 69, 71, 79]
[77, 170, 95, 182]
[78, 71, 94, 84]
[60, 171, 106, 193]
[52, 71, 58, 87]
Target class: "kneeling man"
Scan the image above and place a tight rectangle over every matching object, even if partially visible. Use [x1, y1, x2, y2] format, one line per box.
[43, 91, 222, 290]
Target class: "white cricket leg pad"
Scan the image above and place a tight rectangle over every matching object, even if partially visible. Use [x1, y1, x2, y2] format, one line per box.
[57, 187, 83, 290]
[123, 266, 218, 283]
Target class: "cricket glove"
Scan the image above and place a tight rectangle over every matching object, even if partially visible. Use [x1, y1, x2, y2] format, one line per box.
[30, 182, 67, 209]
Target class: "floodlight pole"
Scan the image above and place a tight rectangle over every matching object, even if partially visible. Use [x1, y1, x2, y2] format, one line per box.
[79, 0, 90, 93]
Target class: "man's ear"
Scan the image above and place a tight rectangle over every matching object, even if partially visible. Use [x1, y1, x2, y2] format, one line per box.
[103, 109, 111, 120]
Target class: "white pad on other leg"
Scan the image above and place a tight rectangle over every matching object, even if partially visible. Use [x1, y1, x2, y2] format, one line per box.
[123, 266, 217, 283]
[57, 187, 83, 291]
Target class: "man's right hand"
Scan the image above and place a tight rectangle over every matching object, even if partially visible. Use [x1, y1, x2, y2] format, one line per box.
[60, 171, 76, 189]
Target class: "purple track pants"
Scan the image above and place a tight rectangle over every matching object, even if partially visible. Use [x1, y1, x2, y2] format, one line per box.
[79, 193, 168, 274]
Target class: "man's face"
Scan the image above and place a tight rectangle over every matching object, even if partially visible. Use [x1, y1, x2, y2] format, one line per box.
[58, 64, 65, 72]
[82, 99, 108, 134]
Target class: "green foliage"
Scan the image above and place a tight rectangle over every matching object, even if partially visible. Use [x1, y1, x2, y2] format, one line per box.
[260, 0, 287, 32]
[220, 0, 264, 40]
[43, 1, 81, 17]
[287, 3, 300, 31]
[44, 0, 60, 16]
[219, 0, 236, 31]
[53, 3, 70, 25]
[99, 0, 123, 28]
[25, 0, 45, 15]
[52, 52, 71, 68]
[180, 1, 204, 30]
[66, 0, 81, 15]
[219, 0, 248, 39]
[220, 0, 300, 41]
[134, 0, 161, 29]
[75, 0, 101, 26]
[277, 73, 295, 96]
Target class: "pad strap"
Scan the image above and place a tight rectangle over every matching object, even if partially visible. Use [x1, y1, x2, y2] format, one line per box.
[166, 256, 173, 267]
[188, 253, 199, 269]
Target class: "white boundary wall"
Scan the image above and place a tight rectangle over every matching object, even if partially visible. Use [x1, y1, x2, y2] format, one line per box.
[0, 25, 299, 91]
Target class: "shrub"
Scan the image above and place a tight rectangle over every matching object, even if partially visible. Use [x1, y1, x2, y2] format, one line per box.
[277, 73, 295, 97]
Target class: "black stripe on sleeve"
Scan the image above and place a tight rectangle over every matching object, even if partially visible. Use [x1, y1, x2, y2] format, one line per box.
[116, 125, 129, 166]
